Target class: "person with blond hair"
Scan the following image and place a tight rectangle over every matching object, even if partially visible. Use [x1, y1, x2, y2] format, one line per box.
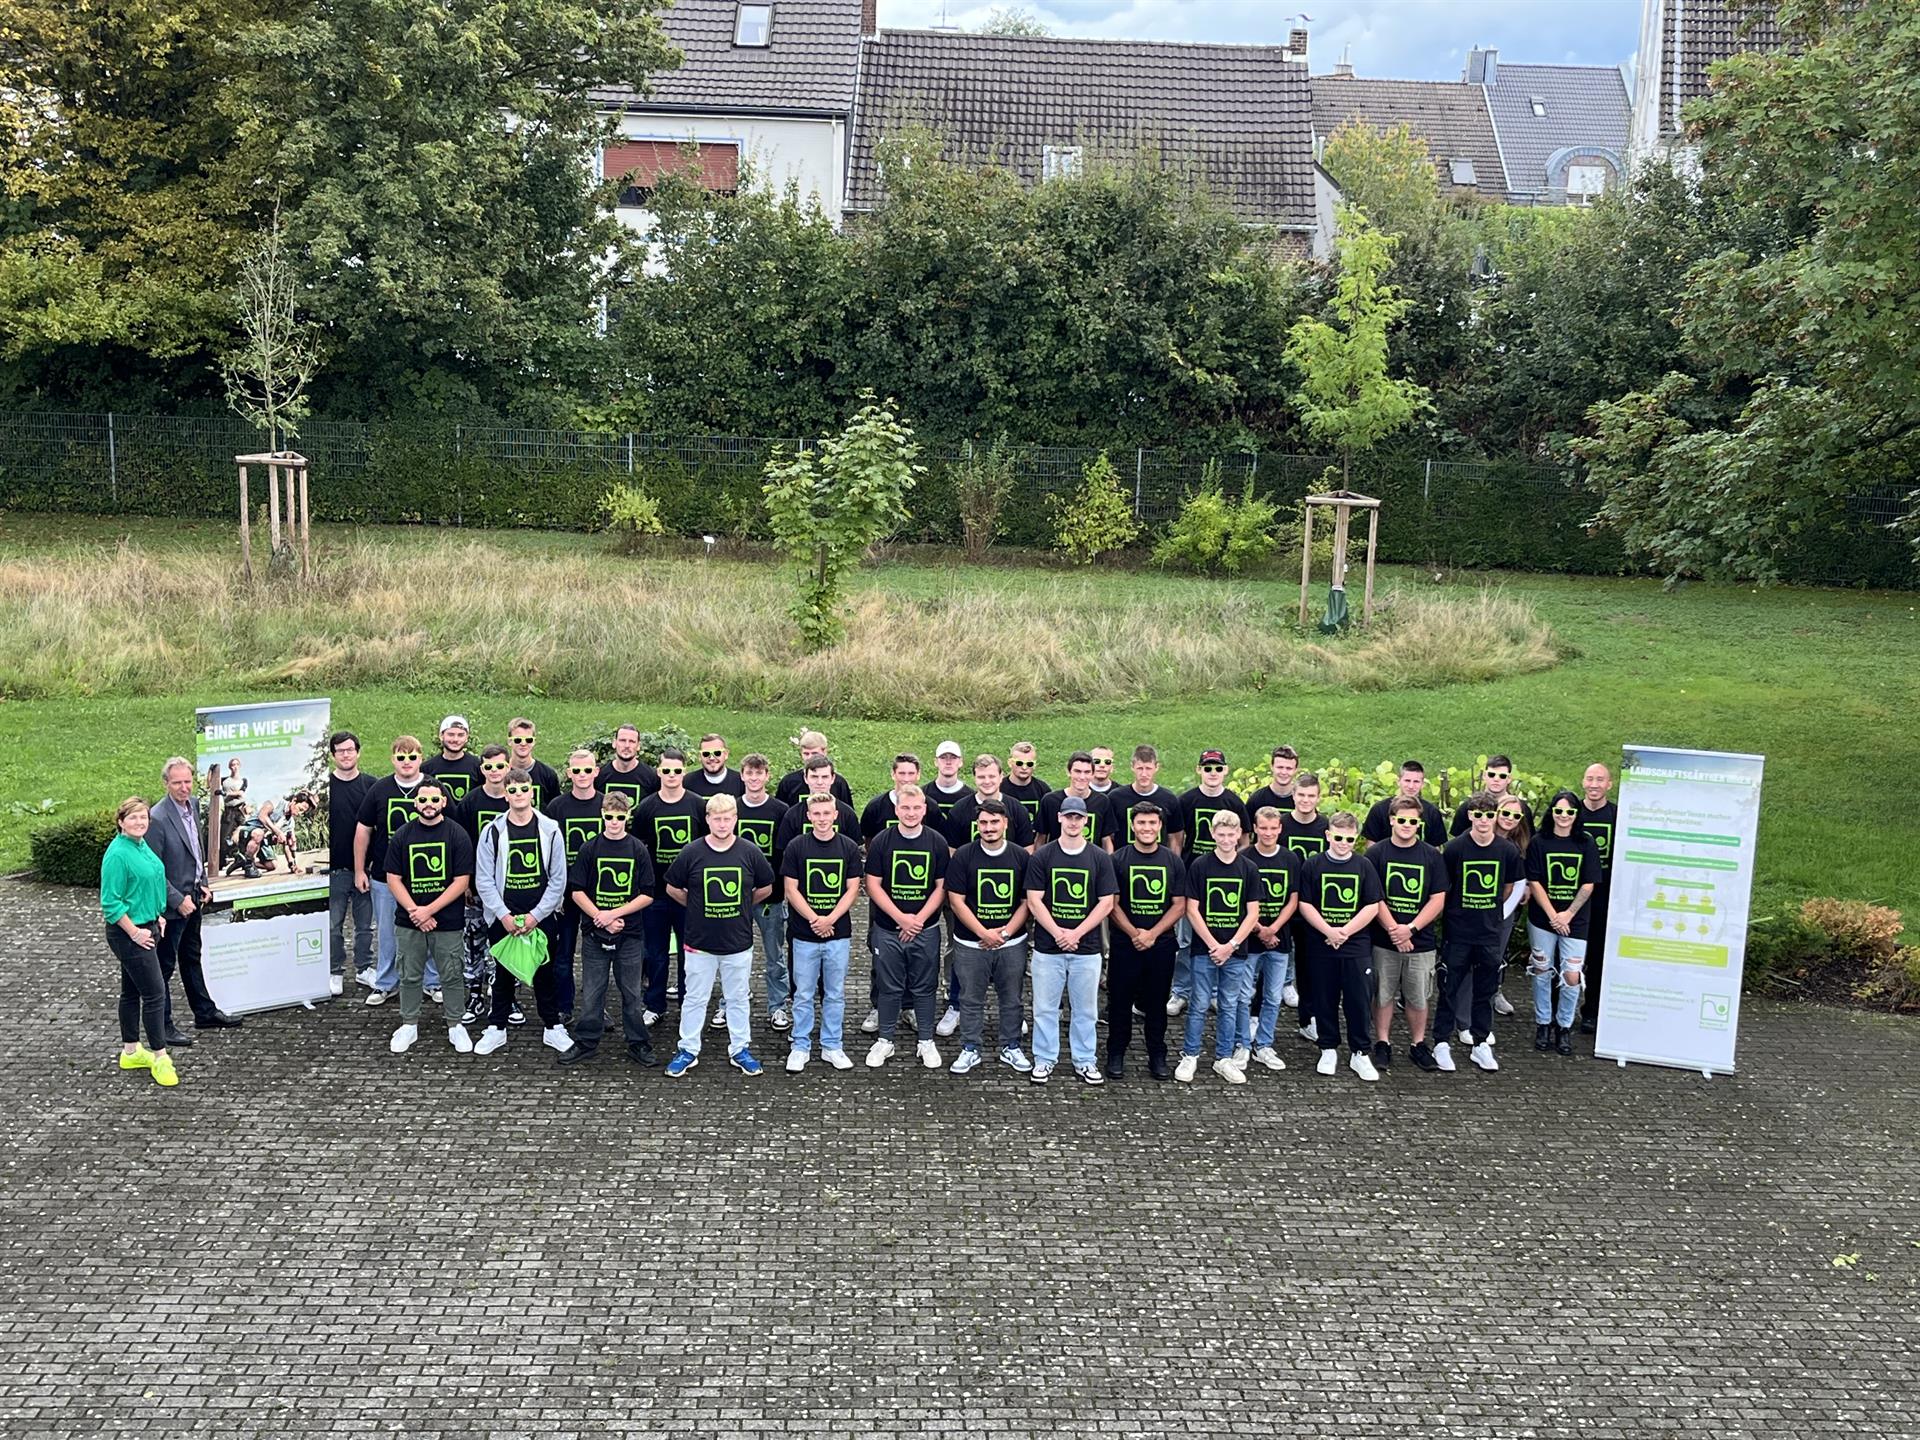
[662, 794, 774, 1078]
[102, 796, 179, 1087]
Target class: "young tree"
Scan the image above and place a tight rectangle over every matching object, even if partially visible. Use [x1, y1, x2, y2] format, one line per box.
[219, 213, 322, 455]
[1319, 121, 1442, 240]
[1283, 206, 1432, 490]
[978, 7, 1052, 36]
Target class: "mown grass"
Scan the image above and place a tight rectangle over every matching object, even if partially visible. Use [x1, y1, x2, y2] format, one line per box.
[2, 513, 1916, 916]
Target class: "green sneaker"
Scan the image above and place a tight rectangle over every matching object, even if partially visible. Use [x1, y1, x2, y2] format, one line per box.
[150, 1051, 179, 1087]
[119, 1045, 154, 1071]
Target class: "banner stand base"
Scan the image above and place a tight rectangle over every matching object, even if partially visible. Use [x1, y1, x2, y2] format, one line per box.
[1602, 1048, 1731, 1079]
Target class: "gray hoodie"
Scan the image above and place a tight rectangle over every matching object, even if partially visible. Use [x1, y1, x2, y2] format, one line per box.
[475, 809, 567, 925]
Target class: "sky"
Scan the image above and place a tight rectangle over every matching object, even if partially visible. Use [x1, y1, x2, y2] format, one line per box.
[877, 0, 1646, 86]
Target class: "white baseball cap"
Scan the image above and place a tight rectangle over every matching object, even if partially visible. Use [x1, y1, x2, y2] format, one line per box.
[935, 740, 963, 758]
[440, 714, 470, 733]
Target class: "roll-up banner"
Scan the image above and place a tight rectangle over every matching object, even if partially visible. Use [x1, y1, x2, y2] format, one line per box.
[1595, 745, 1764, 1077]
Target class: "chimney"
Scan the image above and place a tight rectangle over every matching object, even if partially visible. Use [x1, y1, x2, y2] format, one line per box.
[861, 0, 878, 37]
[1465, 47, 1498, 85]
[1287, 26, 1309, 62]
[1333, 45, 1354, 78]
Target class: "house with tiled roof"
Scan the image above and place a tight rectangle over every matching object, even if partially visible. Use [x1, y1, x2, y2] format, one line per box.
[1311, 66, 1511, 203]
[592, 0, 870, 228]
[845, 26, 1337, 258]
[1629, 0, 1783, 163]
[1463, 48, 1630, 205]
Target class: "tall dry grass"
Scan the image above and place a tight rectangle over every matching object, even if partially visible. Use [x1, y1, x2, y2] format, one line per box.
[0, 537, 1561, 718]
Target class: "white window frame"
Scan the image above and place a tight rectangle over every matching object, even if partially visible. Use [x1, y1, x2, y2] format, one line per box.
[1449, 157, 1477, 186]
[1042, 145, 1083, 182]
[734, 2, 773, 47]
[1566, 163, 1608, 201]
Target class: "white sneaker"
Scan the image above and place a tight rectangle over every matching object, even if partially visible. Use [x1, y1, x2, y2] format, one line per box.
[1212, 1057, 1246, 1085]
[389, 1023, 418, 1054]
[917, 1040, 941, 1069]
[474, 1025, 508, 1056]
[365, 989, 391, 1007]
[1298, 1016, 1319, 1043]
[1350, 1051, 1380, 1082]
[1315, 1048, 1338, 1076]
[998, 1046, 1033, 1073]
[1174, 1054, 1198, 1083]
[951, 1047, 983, 1075]
[1492, 991, 1515, 1016]
[1458, 1028, 1475, 1045]
[936, 1006, 960, 1037]
[329, 973, 344, 996]
[542, 1024, 574, 1053]
[641, 1008, 662, 1027]
[1030, 1061, 1053, 1084]
[786, 1050, 809, 1073]
[861, 1008, 880, 1034]
[355, 966, 377, 988]
[1230, 1045, 1251, 1069]
[1281, 983, 1300, 1007]
[1253, 1045, 1286, 1072]
[1432, 1040, 1457, 1072]
[822, 1048, 854, 1070]
[866, 1038, 895, 1068]
[710, 1007, 727, 1030]
[447, 1024, 473, 1053]
[1166, 995, 1188, 1017]
[427, 987, 443, 1005]
[770, 1006, 792, 1031]
[1470, 1041, 1500, 1071]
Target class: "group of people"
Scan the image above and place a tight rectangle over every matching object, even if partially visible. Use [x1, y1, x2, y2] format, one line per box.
[101, 718, 1619, 1090]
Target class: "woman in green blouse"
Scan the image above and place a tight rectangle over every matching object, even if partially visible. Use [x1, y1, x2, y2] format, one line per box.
[101, 797, 179, 1087]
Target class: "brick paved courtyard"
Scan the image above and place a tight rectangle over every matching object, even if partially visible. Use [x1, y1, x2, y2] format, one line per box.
[4, 878, 1919, 1438]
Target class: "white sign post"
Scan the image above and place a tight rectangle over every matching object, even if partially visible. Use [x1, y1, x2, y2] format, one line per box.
[202, 909, 334, 1015]
[1595, 745, 1765, 1077]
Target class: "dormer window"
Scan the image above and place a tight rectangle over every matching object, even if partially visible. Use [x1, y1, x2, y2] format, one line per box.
[1043, 145, 1083, 181]
[1449, 158, 1477, 186]
[1528, 96, 1547, 117]
[734, 2, 772, 46]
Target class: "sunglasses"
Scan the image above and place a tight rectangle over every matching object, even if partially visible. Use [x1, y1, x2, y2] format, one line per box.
[658, 767, 684, 777]
[1484, 769, 1509, 780]
[568, 765, 597, 776]
[480, 760, 509, 772]
[392, 752, 422, 762]
[416, 795, 444, 805]
[1550, 806, 1578, 817]
[601, 811, 627, 822]
[1092, 759, 1113, 767]
[1011, 759, 1034, 767]
[1498, 810, 1524, 821]
[511, 735, 535, 745]
[1469, 809, 1495, 819]
[700, 749, 724, 759]
[1390, 816, 1421, 827]
[504, 783, 533, 795]
[1201, 765, 1226, 774]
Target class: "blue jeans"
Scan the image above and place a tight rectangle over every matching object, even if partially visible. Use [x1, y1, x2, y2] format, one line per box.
[1185, 949, 1252, 1059]
[1527, 923, 1588, 1028]
[372, 883, 440, 993]
[756, 900, 790, 1011]
[1171, 914, 1193, 999]
[574, 925, 648, 1054]
[789, 936, 850, 1053]
[328, 870, 373, 976]
[641, 893, 685, 1012]
[1245, 948, 1293, 1051]
[1031, 948, 1100, 1069]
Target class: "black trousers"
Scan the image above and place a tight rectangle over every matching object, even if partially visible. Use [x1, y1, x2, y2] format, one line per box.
[1304, 947, 1374, 1055]
[157, 905, 217, 1024]
[1436, 936, 1502, 1045]
[488, 917, 563, 1029]
[108, 923, 168, 1048]
[1106, 927, 1175, 1060]
[1581, 887, 1611, 1022]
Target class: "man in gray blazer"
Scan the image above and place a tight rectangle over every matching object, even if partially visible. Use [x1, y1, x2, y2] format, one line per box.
[149, 758, 241, 1037]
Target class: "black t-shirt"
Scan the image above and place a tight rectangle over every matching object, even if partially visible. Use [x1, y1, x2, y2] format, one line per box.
[1186, 850, 1262, 957]
[327, 771, 375, 870]
[923, 780, 974, 831]
[456, 788, 511, 853]
[1365, 839, 1448, 951]
[1527, 831, 1602, 937]
[945, 841, 1031, 938]
[511, 759, 561, 812]
[1301, 851, 1385, 963]
[1362, 797, 1449, 846]
[1245, 783, 1295, 815]
[1026, 842, 1117, 955]
[1452, 795, 1534, 836]
[568, 833, 657, 920]
[596, 759, 660, 810]
[1112, 785, 1186, 849]
[357, 775, 424, 880]
[1248, 845, 1304, 933]
[1176, 787, 1249, 854]
[942, 791, 1036, 849]
[1442, 834, 1525, 946]
[860, 791, 904, 842]
[383, 818, 474, 927]
[1575, 800, 1618, 884]
[999, 776, 1048, 830]
[1281, 811, 1331, 864]
[497, 817, 553, 915]
[686, 766, 746, 801]
[776, 769, 854, 808]
[421, 754, 484, 806]
[632, 792, 708, 891]
[780, 831, 865, 941]
[665, 839, 775, 954]
[863, 827, 951, 932]
[1038, 789, 1116, 849]
[776, 797, 862, 851]
[544, 789, 604, 868]
[1109, 844, 1188, 931]
[735, 795, 791, 879]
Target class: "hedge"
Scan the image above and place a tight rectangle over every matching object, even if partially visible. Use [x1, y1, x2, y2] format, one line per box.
[30, 809, 120, 887]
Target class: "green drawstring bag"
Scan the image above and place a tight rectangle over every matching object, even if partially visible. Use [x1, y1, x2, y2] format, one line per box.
[489, 927, 550, 985]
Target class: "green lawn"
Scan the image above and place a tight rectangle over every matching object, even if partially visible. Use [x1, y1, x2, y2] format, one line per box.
[3, 513, 1916, 916]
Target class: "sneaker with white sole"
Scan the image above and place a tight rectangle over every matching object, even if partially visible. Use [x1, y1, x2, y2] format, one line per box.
[936, 1006, 960, 1038]
[1230, 1045, 1251, 1069]
[786, 1049, 809, 1073]
[1298, 1016, 1318, 1043]
[951, 1047, 983, 1075]
[1212, 1058, 1246, 1085]
[822, 1048, 853, 1070]
[866, 1038, 895, 1068]
[1174, 1054, 1198, 1083]
[507, 1002, 527, 1027]
[1253, 1045, 1286, 1071]
[1458, 1028, 1477, 1046]
[1029, 1061, 1053, 1084]
[861, 1008, 880, 1034]
[641, 1008, 662, 1027]
[355, 966, 377, 988]
[1350, 1051, 1380, 1082]
[389, 1023, 418, 1054]
[365, 989, 392, 1007]
[1470, 1041, 1500, 1071]
[542, 1024, 574, 1053]
[710, 1007, 727, 1030]
[447, 1024, 473, 1053]
[1166, 995, 1188, 1017]
[474, 1025, 508, 1056]
[1315, 1048, 1338, 1076]
[427, 987, 443, 1005]
[1432, 1041, 1457, 1072]
[916, 1040, 941, 1069]
[1281, 983, 1300, 1007]
[1077, 1064, 1105, 1086]
[329, 973, 344, 996]
[770, 1007, 792, 1032]
[1492, 991, 1515, 1016]
[999, 1046, 1033, 1073]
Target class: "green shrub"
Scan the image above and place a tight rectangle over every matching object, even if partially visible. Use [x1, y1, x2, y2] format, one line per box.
[31, 808, 119, 886]
[1153, 465, 1283, 575]
[953, 433, 1015, 562]
[1858, 945, 1920, 1011]
[1743, 911, 1829, 995]
[1223, 755, 1571, 816]
[598, 481, 664, 552]
[579, 721, 696, 766]
[1050, 450, 1140, 565]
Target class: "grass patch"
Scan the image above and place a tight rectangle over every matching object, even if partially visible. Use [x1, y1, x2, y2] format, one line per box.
[0, 530, 1560, 718]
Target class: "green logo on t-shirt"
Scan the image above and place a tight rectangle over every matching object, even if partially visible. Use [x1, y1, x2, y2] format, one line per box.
[976, 867, 1016, 921]
[1051, 867, 1091, 919]
[891, 848, 932, 901]
[1384, 861, 1425, 912]
[1129, 866, 1169, 913]
[563, 817, 598, 861]
[1461, 858, 1501, 908]
[1203, 876, 1244, 929]
[1585, 822, 1613, 865]
[802, 858, 844, 909]
[505, 837, 542, 887]
[1287, 833, 1326, 860]
[1319, 871, 1359, 924]
[1546, 853, 1582, 899]
[408, 841, 447, 892]
[595, 856, 634, 908]
[1191, 807, 1221, 846]
[471, 802, 505, 834]
[653, 816, 691, 859]
[437, 774, 471, 803]
[738, 817, 775, 860]
[386, 794, 414, 832]
[703, 865, 745, 916]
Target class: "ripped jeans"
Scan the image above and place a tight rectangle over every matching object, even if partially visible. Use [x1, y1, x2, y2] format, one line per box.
[1526, 923, 1588, 1028]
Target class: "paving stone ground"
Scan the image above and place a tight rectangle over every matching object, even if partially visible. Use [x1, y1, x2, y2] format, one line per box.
[3, 878, 1918, 1438]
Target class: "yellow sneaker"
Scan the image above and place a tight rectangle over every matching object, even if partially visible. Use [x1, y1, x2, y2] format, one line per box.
[119, 1045, 154, 1071]
[150, 1051, 179, 1087]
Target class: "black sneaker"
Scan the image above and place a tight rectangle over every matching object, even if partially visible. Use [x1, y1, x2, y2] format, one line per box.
[1103, 1053, 1125, 1080]
[559, 1011, 574, 1026]
[1579, 1015, 1597, 1035]
[1555, 1025, 1574, 1057]
[555, 1045, 593, 1067]
[1147, 1054, 1171, 1082]
[1410, 1043, 1439, 1072]
[1534, 1023, 1553, 1051]
[627, 1040, 658, 1068]
[1371, 1040, 1392, 1069]
[508, 1001, 527, 1026]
